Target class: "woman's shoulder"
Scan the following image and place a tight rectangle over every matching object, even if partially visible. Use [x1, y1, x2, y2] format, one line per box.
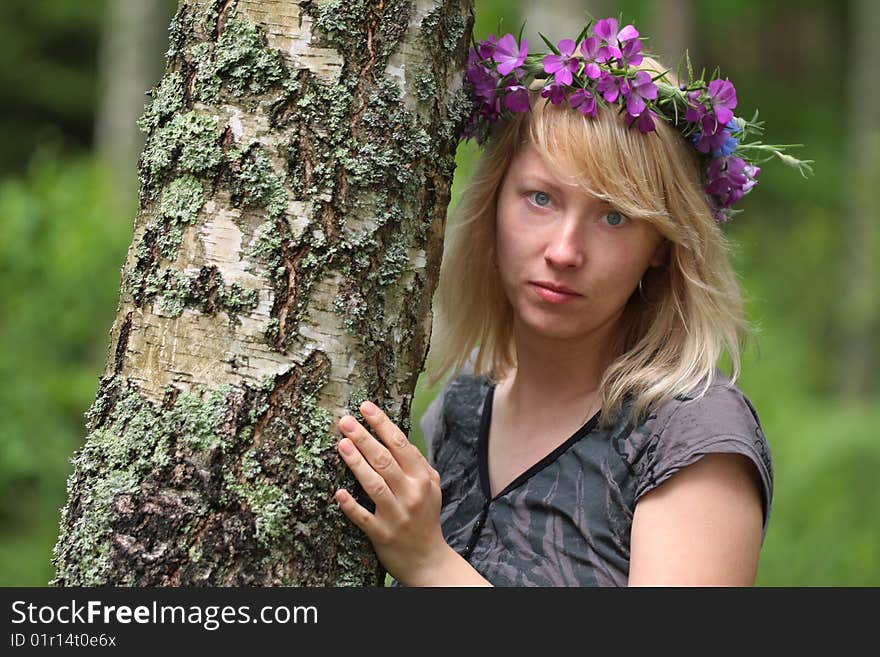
[644, 369, 767, 441]
[624, 368, 775, 536]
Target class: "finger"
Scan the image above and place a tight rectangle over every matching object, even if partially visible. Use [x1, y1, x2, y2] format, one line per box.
[338, 415, 408, 494]
[418, 450, 441, 487]
[334, 488, 388, 544]
[359, 401, 424, 475]
[336, 436, 401, 510]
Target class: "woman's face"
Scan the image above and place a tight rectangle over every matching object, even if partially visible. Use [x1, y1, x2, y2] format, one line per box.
[494, 141, 668, 344]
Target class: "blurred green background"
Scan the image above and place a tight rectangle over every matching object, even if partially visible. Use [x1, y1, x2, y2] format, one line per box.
[1, 0, 877, 586]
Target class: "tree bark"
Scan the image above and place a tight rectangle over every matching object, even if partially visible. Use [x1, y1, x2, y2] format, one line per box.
[52, 0, 473, 586]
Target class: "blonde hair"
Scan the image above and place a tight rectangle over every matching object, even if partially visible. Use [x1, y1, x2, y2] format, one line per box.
[425, 58, 751, 428]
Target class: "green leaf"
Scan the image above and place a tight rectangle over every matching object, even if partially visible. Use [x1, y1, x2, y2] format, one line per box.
[539, 32, 560, 55]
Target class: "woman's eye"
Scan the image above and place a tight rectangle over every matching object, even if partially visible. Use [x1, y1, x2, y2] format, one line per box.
[602, 211, 627, 227]
[528, 191, 552, 208]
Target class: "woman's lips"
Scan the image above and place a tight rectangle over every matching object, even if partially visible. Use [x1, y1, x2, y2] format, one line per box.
[530, 282, 581, 304]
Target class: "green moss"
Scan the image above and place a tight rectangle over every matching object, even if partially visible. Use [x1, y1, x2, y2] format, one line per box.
[139, 71, 185, 133]
[440, 88, 471, 159]
[214, 12, 284, 96]
[161, 175, 205, 224]
[418, 3, 467, 54]
[232, 148, 287, 219]
[141, 111, 223, 188]
[243, 484, 291, 545]
[249, 220, 283, 266]
[156, 224, 185, 262]
[189, 42, 221, 101]
[155, 269, 189, 316]
[370, 232, 409, 286]
[338, 78, 431, 193]
[414, 71, 436, 102]
[217, 282, 260, 316]
[188, 10, 285, 102]
[52, 380, 257, 585]
[131, 265, 258, 321]
[53, 383, 178, 585]
[166, 3, 196, 61]
[312, 0, 369, 52]
[139, 175, 206, 263]
[334, 291, 367, 332]
[166, 387, 232, 451]
[311, 0, 411, 69]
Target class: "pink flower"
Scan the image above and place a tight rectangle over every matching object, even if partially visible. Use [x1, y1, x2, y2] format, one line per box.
[593, 17, 639, 63]
[621, 70, 658, 117]
[493, 34, 528, 76]
[569, 88, 597, 117]
[504, 81, 531, 113]
[541, 82, 567, 105]
[542, 38, 580, 86]
[707, 78, 737, 125]
[579, 37, 602, 79]
[478, 34, 498, 60]
[596, 71, 622, 103]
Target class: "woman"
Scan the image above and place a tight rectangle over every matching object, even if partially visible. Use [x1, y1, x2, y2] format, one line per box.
[331, 19, 805, 586]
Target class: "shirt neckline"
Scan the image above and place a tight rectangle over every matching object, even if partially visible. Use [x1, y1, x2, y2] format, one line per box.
[477, 382, 601, 502]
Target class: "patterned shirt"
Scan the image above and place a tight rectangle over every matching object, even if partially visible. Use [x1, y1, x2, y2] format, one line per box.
[416, 365, 774, 587]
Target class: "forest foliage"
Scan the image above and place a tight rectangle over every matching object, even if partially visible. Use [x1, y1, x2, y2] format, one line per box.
[0, 0, 876, 586]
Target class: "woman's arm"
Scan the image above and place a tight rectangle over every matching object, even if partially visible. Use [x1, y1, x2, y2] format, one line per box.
[334, 400, 492, 587]
[628, 452, 764, 586]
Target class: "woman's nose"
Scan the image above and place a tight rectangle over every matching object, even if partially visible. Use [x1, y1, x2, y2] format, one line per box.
[544, 222, 585, 268]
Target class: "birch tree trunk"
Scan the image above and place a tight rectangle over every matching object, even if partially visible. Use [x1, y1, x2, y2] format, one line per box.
[52, 0, 473, 586]
[521, 0, 604, 46]
[648, 0, 693, 70]
[836, 0, 879, 397]
[95, 0, 175, 207]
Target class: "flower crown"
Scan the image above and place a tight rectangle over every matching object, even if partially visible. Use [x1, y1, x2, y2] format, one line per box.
[462, 17, 813, 223]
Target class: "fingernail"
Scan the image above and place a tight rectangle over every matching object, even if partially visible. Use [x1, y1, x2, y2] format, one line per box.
[338, 439, 355, 456]
[340, 416, 357, 432]
[362, 401, 378, 417]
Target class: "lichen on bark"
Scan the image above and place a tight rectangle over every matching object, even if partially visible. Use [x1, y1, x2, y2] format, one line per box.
[54, 0, 473, 586]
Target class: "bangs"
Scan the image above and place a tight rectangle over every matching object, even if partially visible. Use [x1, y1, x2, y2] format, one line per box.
[525, 95, 689, 232]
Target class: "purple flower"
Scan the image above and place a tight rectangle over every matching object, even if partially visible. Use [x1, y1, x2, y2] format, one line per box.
[579, 37, 602, 79]
[596, 71, 622, 103]
[707, 78, 737, 125]
[478, 35, 498, 60]
[466, 49, 499, 104]
[541, 82, 567, 105]
[493, 34, 528, 76]
[543, 38, 580, 86]
[743, 164, 760, 193]
[711, 206, 729, 223]
[685, 90, 706, 124]
[569, 87, 597, 117]
[619, 36, 643, 67]
[705, 156, 749, 208]
[621, 70, 658, 117]
[593, 18, 640, 63]
[638, 111, 657, 133]
[693, 113, 732, 155]
[503, 81, 531, 113]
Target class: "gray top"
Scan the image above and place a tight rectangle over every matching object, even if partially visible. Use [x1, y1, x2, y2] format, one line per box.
[416, 364, 774, 587]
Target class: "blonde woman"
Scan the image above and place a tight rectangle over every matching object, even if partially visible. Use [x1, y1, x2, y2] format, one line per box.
[331, 19, 808, 586]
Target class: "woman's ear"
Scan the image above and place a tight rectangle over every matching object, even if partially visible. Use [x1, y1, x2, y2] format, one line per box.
[649, 238, 670, 268]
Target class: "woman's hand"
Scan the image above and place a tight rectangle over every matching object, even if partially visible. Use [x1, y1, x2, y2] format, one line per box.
[333, 400, 448, 586]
